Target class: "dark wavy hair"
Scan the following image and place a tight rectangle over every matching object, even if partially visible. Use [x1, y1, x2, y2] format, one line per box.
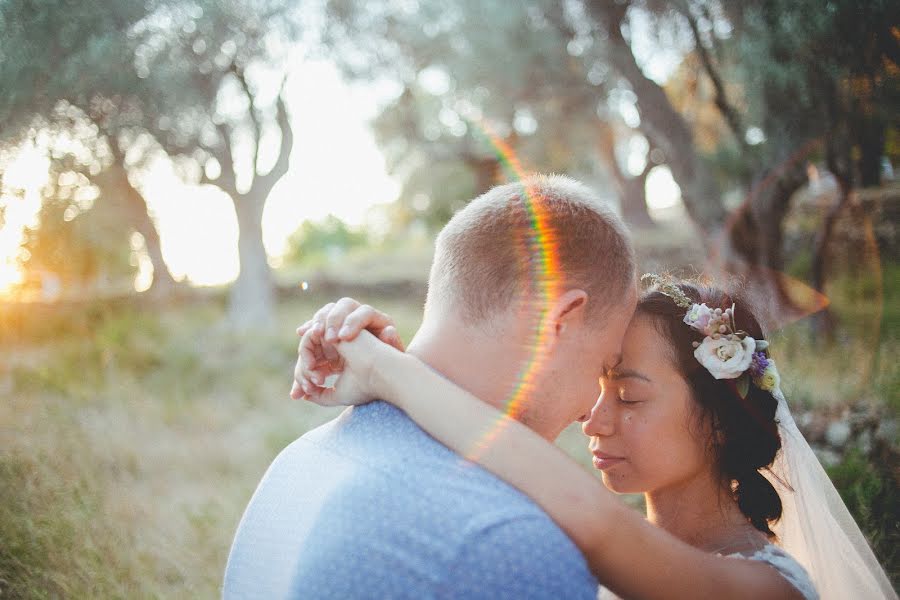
[637, 282, 783, 537]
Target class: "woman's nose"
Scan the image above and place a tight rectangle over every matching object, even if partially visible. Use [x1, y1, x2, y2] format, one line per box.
[582, 392, 615, 437]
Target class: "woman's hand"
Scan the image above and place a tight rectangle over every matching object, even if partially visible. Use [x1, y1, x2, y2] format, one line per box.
[290, 297, 405, 403]
[293, 326, 391, 407]
[295, 297, 404, 352]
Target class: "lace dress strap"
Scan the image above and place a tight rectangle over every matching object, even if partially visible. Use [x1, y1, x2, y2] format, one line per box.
[728, 544, 819, 600]
[598, 544, 819, 600]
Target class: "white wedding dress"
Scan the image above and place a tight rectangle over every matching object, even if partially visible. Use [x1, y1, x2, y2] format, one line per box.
[597, 542, 818, 600]
[723, 544, 818, 599]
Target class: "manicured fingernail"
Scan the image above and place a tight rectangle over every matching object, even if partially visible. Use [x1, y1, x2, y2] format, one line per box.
[326, 327, 337, 341]
[338, 326, 350, 337]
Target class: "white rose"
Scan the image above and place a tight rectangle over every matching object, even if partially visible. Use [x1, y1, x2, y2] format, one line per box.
[694, 335, 756, 379]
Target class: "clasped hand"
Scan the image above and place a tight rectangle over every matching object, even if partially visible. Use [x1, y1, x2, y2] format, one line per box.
[290, 298, 405, 407]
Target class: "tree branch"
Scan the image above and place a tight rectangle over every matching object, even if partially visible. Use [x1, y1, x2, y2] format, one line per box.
[596, 121, 627, 187]
[586, 0, 726, 232]
[679, 3, 748, 151]
[638, 137, 656, 181]
[230, 62, 263, 179]
[198, 122, 239, 198]
[251, 77, 293, 200]
[698, 2, 726, 63]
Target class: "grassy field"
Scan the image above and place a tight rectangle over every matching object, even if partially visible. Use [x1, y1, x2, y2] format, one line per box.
[0, 294, 425, 598]
[1, 258, 897, 597]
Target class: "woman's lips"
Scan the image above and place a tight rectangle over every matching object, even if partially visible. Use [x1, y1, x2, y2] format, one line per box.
[591, 451, 625, 470]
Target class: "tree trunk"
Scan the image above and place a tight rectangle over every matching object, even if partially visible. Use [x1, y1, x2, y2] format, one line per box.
[809, 135, 855, 338]
[191, 82, 292, 329]
[587, 2, 726, 235]
[595, 122, 656, 228]
[725, 160, 808, 328]
[461, 155, 501, 195]
[229, 192, 275, 328]
[809, 182, 848, 339]
[97, 162, 178, 293]
[619, 175, 655, 228]
[857, 119, 884, 187]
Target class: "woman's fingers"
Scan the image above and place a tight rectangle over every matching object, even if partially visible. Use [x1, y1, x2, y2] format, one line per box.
[323, 297, 363, 342]
[296, 302, 337, 337]
[339, 305, 396, 342]
[297, 328, 329, 386]
[296, 298, 402, 352]
[378, 325, 405, 352]
[290, 377, 313, 400]
[292, 297, 402, 403]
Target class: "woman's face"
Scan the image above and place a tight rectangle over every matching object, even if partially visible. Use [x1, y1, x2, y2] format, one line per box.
[582, 314, 712, 495]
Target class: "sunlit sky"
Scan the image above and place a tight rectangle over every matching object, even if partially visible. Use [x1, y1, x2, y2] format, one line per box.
[0, 43, 684, 293]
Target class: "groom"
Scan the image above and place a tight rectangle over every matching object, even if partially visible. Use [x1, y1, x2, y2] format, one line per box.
[224, 175, 637, 598]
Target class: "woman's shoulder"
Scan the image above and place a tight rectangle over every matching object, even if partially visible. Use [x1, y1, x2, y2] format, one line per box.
[726, 544, 818, 600]
[598, 544, 819, 600]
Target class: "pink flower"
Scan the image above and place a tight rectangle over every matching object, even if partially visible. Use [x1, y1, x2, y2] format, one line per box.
[693, 335, 756, 379]
[683, 303, 714, 334]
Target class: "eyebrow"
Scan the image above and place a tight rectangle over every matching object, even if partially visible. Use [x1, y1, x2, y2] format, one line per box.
[606, 368, 652, 383]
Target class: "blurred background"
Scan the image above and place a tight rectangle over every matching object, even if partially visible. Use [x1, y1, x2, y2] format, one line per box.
[0, 0, 897, 596]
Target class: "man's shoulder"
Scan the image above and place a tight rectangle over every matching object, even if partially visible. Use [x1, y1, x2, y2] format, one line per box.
[291, 402, 539, 502]
[228, 402, 599, 598]
[277, 404, 557, 523]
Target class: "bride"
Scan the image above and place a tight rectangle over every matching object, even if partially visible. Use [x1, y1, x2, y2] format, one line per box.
[291, 281, 895, 600]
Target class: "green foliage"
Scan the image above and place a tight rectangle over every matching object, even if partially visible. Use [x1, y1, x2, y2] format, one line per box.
[329, 0, 614, 233]
[285, 216, 371, 266]
[730, 0, 897, 183]
[18, 193, 135, 291]
[827, 448, 900, 588]
[0, 0, 151, 135]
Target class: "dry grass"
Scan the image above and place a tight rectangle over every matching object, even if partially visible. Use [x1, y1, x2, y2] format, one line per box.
[0, 296, 397, 598]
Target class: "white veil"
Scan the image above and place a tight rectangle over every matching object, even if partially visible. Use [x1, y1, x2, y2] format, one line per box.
[767, 388, 897, 599]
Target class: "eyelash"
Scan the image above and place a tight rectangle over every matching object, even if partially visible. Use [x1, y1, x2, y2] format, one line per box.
[601, 381, 642, 405]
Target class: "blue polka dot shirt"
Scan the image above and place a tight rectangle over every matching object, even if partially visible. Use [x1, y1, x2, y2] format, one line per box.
[223, 401, 599, 599]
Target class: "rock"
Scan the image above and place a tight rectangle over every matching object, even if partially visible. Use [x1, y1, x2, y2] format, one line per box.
[856, 430, 873, 455]
[875, 419, 898, 445]
[814, 446, 842, 468]
[825, 420, 852, 448]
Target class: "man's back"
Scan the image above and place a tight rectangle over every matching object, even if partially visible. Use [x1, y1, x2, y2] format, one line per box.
[223, 401, 598, 599]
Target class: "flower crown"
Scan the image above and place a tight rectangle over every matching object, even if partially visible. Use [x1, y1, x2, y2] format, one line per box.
[641, 274, 780, 398]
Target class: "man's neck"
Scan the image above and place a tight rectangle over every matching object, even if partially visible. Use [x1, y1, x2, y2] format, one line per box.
[405, 317, 555, 439]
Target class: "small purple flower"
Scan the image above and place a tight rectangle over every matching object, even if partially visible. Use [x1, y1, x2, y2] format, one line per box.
[748, 352, 769, 379]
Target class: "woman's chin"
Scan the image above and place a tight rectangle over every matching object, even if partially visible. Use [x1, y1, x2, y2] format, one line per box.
[600, 472, 640, 495]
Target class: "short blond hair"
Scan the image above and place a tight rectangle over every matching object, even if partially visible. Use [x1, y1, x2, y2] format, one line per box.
[426, 174, 635, 321]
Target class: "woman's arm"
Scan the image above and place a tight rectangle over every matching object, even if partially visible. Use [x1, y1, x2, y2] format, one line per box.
[310, 330, 804, 600]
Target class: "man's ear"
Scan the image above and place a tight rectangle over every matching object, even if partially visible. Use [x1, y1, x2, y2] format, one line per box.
[549, 289, 588, 340]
